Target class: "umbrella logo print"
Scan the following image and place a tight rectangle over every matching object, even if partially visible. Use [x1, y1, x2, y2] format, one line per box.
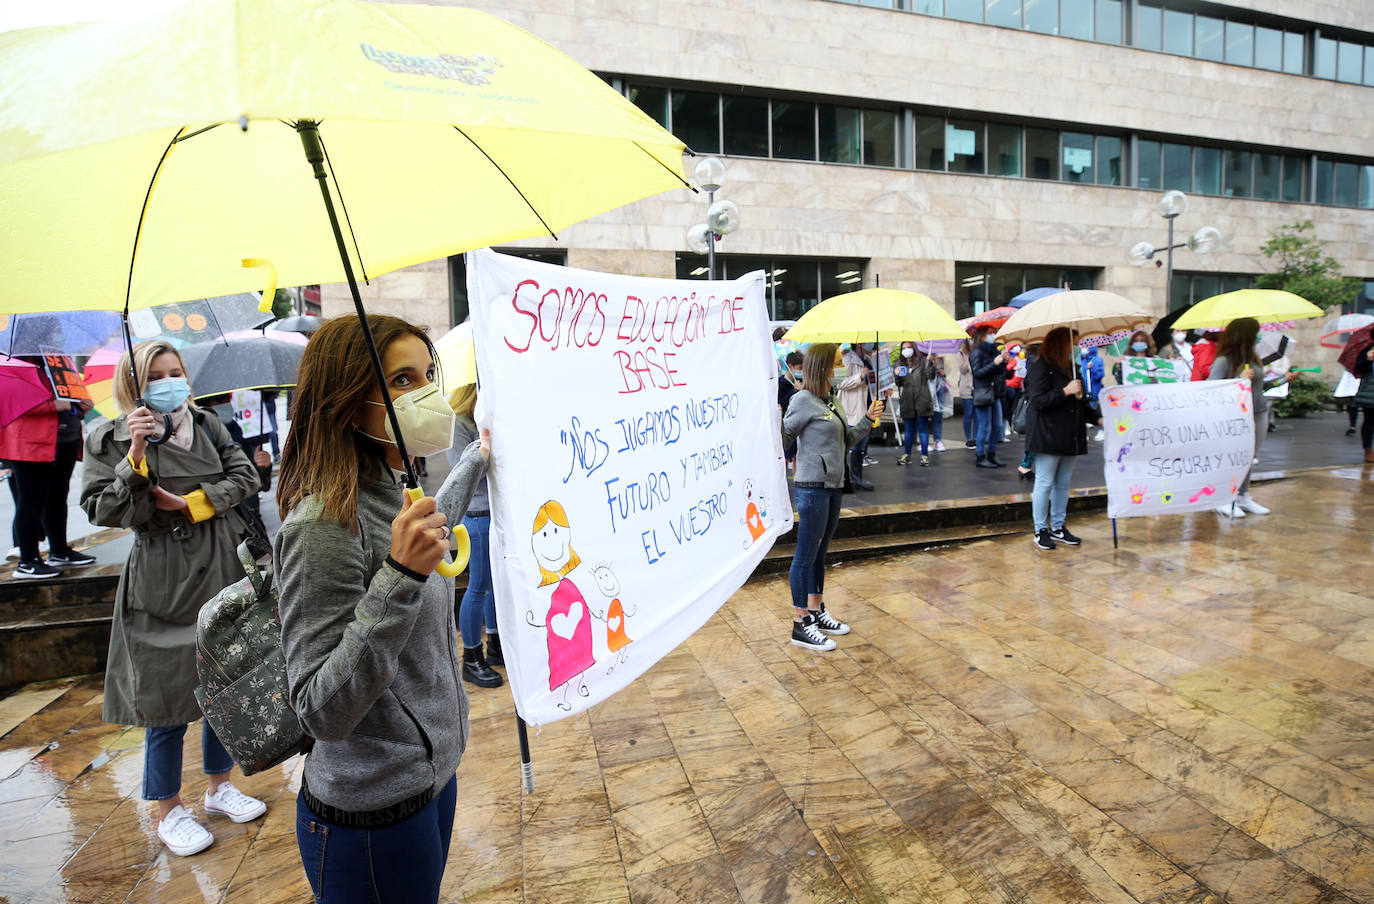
[361, 44, 503, 85]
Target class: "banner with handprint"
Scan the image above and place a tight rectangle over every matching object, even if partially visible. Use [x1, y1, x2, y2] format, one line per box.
[1101, 381, 1254, 518]
[467, 249, 792, 726]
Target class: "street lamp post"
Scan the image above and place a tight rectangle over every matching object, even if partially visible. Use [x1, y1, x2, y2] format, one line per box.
[1128, 190, 1221, 310]
[686, 157, 741, 280]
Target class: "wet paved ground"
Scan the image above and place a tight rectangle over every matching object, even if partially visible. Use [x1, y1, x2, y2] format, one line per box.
[2, 466, 1372, 902]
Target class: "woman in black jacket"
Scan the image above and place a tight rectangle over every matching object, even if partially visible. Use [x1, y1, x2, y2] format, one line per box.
[1024, 327, 1089, 550]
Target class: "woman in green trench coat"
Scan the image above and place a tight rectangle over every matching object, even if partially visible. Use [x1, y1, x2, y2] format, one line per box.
[81, 340, 268, 857]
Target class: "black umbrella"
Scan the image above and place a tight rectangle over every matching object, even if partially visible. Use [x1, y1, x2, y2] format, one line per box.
[180, 333, 304, 397]
[269, 315, 325, 336]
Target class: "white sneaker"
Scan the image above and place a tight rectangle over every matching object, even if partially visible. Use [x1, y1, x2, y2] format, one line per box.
[934, 441, 947, 452]
[1093, 429, 1105, 442]
[1003, 426, 1012, 439]
[1215, 502, 1246, 519]
[1236, 494, 1270, 515]
[204, 782, 267, 823]
[157, 805, 213, 856]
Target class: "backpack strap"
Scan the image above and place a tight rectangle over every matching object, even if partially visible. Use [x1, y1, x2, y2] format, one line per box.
[236, 537, 273, 596]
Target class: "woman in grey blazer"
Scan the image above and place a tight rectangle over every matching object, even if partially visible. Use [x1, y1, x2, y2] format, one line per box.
[781, 343, 883, 651]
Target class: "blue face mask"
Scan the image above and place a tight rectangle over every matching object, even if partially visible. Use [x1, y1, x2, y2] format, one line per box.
[1131, 342, 1149, 352]
[144, 377, 190, 413]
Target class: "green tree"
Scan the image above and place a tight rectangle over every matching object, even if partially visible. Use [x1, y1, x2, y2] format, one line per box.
[271, 287, 295, 320]
[1252, 220, 1360, 311]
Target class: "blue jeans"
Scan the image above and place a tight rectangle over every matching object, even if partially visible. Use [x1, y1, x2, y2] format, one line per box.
[297, 775, 457, 904]
[459, 514, 496, 648]
[973, 403, 1002, 458]
[902, 416, 933, 456]
[932, 412, 943, 443]
[1031, 452, 1077, 532]
[143, 721, 234, 801]
[961, 397, 974, 442]
[789, 487, 843, 610]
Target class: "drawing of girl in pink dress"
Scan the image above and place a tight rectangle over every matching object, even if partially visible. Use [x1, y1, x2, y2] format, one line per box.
[528, 500, 594, 708]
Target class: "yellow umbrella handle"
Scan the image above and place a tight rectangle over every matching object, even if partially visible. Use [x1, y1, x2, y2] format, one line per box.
[405, 486, 470, 577]
[242, 258, 278, 314]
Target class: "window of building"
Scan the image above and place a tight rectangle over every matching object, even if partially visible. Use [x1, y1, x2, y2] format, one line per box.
[1096, 0, 1123, 44]
[1136, 2, 1161, 51]
[1282, 32, 1305, 74]
[448, 249, 565, 325]
[1162, 143, 1191, 191]
[723, 95, 768, 157]
[947, 119, 984, 174]
[772, 100, 815, 160]
[1254, 26, 1282, 70]
[955, 263, 1095, 319]
[863, 110, 897, 167]
[819, 104, 861, 164]
[1194, 146, 1222, 195]
[1225, 21, 1253, 66]
[676, 256, 863, 321]
[915, 115, 946, 171]
[1163, 9, 1193, 55]
[1024, 0, 1057, 35]
[1061, 0, 1093, 40]
[1314, 37, 1337, 79]
[629, 85, 669, 128]
[988, 123, 1022, 177]
[1223, 150, 1251, 197]
[1333, 162, 1360, 207]
[1026, 128, 1059, 180]
[1252, 153, 1280, 200]
[671, 90, 719, 154]
[1315, 160, 1334, 204]
[985, 0, 1020, 30]
[1062, 132, 1094, 182]
[1173, 272, 1254, 311]
[1367, 46, 1374, 86]
[1338, 40, 1364, 83]
[1281, 156, 1306, 202]
[1137, 139, 1162, 190]
[910, 0, 943, 13]
[946, 0, 982, 22]
[1361, 166, 1374, 209]
[1097, 136, 1123, 185]
[1195, 15, 1223, 61]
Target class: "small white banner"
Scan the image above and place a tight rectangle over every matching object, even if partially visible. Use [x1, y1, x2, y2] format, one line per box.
[1102, 381, 1255, 518]
[1118, 356, 1190, 385]
[229, 389, 265, 439]
[467, 249, 791, 725]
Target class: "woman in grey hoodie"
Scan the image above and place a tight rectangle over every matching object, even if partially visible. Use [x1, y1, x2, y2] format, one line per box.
[781, 343, 883, 651]
[274, 315, 489, 903]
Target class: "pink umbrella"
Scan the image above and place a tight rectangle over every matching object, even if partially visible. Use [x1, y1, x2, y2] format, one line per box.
[0, 356, 53, 427]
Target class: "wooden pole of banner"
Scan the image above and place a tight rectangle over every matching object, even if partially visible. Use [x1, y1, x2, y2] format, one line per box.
[1112, 518, 1118, 549]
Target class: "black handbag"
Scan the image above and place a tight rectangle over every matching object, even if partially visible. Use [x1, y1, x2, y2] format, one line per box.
[1011, 395, 1030, 435]
[972, 383, 995, 408]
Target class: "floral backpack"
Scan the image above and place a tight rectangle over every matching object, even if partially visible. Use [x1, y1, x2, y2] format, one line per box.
[195, 537, 310, 775]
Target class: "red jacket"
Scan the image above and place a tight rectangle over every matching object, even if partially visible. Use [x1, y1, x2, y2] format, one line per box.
[0, 362, 83, 462]
[1190, 340, 1217, 381]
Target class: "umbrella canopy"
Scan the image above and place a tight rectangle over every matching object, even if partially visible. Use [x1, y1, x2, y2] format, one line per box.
[1171, 289, 1324, 331]
[782, 288, 964, 344]
[269, 315, 326, 336]
[180, 333, 305, 397]
[0, 311, 124, 357]
[434, 321, 477, 394]
[0, 0, 689, 316]
[1007, 287, 1061, 309]
[1338, 324, 1374, 375]
[995, 290, 1152, 345]
[964, 306, 1017, 334]
[0, 356, 53, 427]
[1320, 313, 1374, 349]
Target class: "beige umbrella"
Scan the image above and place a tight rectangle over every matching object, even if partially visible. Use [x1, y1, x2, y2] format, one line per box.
[994, 290, 1152, 346]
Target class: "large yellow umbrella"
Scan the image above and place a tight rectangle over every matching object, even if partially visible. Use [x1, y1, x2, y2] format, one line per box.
[1171, 289, 1324, 330]
[782, 288, 964, 343]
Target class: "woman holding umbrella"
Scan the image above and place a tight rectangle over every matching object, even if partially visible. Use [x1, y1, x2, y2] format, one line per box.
[969, 326, 1008, 467]
[80, 340, 267, 856]
[1024, 328, 1090, 550]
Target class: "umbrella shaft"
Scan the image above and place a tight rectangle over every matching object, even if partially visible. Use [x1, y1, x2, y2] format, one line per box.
[297, 121, 418, 489]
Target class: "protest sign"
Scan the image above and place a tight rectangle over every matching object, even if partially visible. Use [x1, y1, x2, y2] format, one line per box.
[1101, 380, 1254, 518]
[1117, 356, 1190, 385]
[40, 352, 92, 402]
[229, 390, 265, 439]
[467, 249, 791, 725]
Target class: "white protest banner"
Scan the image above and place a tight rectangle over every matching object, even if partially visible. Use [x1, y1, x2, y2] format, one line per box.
[1101, 380, 1254, 518]
[229, 390, 265, 439]
[467, 249, 791, 725]
[1118, 356, 1190, 385]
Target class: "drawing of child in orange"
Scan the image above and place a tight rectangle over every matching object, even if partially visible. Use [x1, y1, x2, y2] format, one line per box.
[528, 501, 594, 706]
[591, 563, 635, 673]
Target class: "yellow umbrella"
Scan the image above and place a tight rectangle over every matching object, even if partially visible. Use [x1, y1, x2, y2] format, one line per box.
[782, 288, 964, 344]
[1171, 289, 1324, 330]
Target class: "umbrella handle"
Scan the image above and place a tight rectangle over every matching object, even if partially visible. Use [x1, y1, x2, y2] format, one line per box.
[406, 486, 469, 577]
[145, 413, 175, 445]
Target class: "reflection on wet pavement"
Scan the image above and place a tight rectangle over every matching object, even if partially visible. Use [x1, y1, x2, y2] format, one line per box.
[2, 469, 1372, 902]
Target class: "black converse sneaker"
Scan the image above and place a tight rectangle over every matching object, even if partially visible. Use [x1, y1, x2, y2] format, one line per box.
[1050, 527, 1081, 546]
[814, 606, 850, 636]
[791, 613, 836, 651]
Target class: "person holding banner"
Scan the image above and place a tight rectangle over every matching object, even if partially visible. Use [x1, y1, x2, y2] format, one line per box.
[449, 383, 504, 689]
[1208, 317, 1294, 517]
[1, 355, 96, 578]
[1024, 328, 1090, 551]
[783, 343, 883, 651]
[274, 315, 489, 902]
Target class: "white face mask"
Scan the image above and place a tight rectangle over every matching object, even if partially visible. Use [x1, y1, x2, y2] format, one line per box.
[360, 383, 454, 458]
[901, 347, 915, 358]
[1172, 331, 1188, 345]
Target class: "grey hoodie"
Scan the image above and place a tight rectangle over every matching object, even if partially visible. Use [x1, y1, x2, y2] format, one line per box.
[782, 390, 871, 488]
[274, 441, 485, 811]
